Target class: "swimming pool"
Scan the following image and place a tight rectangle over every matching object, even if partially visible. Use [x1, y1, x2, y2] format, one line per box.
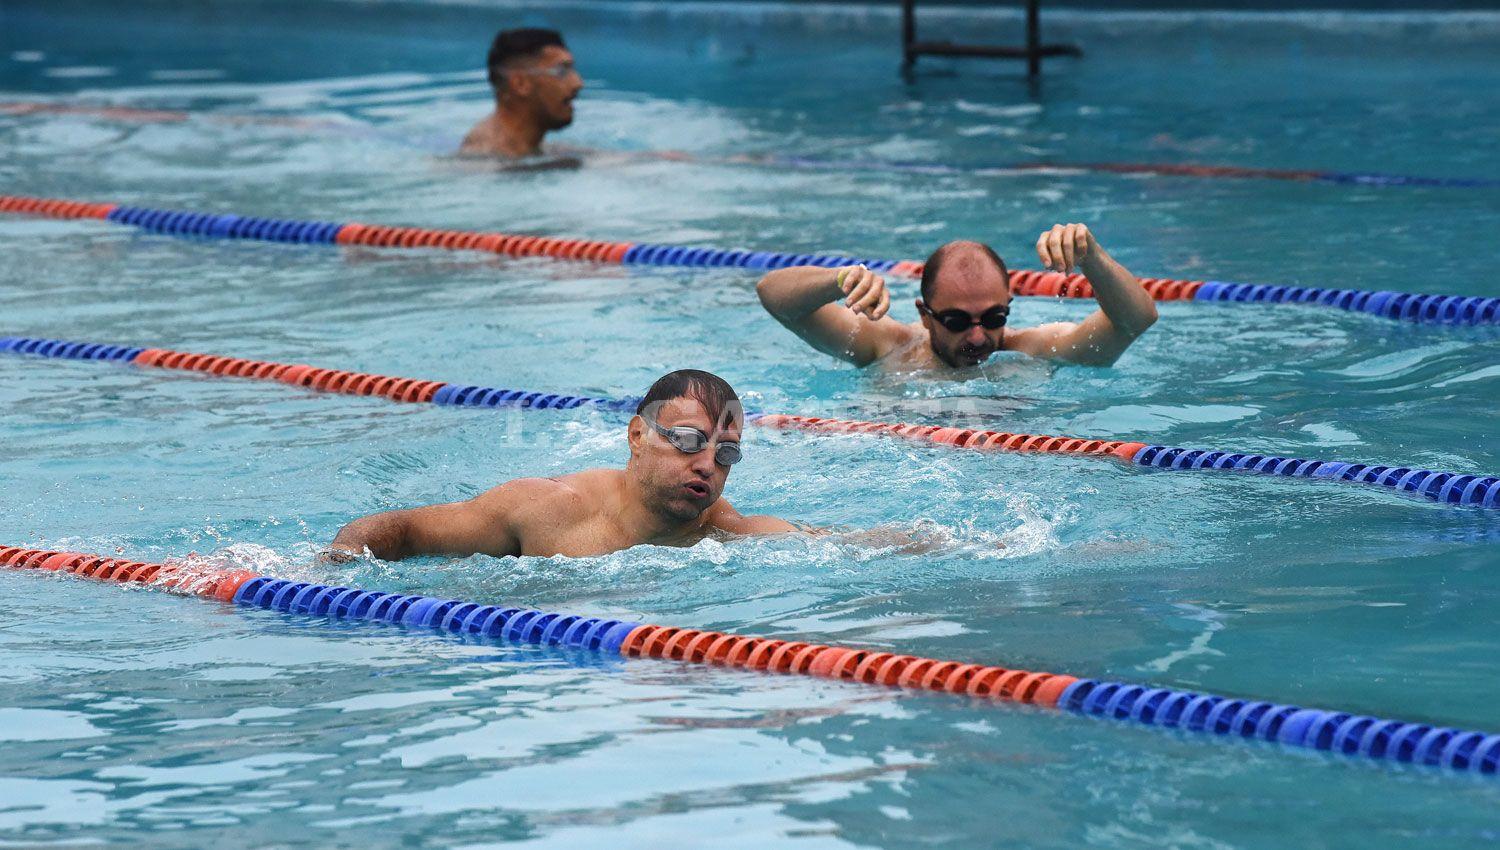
[3, 0, 1500, 845]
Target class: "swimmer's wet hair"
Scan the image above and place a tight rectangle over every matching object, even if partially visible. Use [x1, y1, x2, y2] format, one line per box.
[487, 28, 567, 90]
[920, 240, 1009, 301]
[636, 370, 742, 430]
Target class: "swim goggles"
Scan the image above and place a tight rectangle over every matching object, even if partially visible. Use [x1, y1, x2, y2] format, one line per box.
[642, 416, 743, 466]
[525, 62, 580, 80]
[918, 303, 1010, 333]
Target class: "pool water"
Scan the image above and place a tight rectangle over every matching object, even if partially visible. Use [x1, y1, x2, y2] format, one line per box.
[3, 1, 1499, 846]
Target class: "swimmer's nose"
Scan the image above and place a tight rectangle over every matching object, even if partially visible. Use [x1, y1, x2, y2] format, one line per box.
[689, 450, 717, 478]
[963, 326, 988, 346]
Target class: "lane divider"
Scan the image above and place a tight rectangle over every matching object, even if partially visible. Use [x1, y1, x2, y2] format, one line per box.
[9, 101, 1499, 190]
[764, 154, 1500, 189]
[3, 193, 1496, 326]
[2, 335, 1496, 509]
[0, 100, 336, 129]
[3, 543, 1497, 777]
[1126, 443, 1500, 508]
[0, 335, 632, 412]
[754, 414, 1500, 508]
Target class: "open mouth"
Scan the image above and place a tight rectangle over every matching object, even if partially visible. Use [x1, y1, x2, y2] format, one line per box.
[683, 481, 710, 498]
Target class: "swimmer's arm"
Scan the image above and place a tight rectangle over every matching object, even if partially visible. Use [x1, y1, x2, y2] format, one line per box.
[706, 500, 802, 536]
[707, 504, 975, 555]
[1024, 224, 1157, 366]
[824, 525, 957, 554]
[326, 479, 554, 561]
[756, 265, 911, 366]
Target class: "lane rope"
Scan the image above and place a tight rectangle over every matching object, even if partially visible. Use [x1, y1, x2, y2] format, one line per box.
[3, 544, 1496, 777]
[2, 193, 1497, 326]
[7, 101, 1498, 189]
[761, 153, 1500, 189]
[2, 335, 1495, 508]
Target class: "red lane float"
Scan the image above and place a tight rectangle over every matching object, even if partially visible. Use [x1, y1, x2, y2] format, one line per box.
[752, 412, 1148, 463]
[132, 346, 447, 404]
[334, 221, 633, 263]
[0, 545, 253, 602]
[0, 195, 115, 220]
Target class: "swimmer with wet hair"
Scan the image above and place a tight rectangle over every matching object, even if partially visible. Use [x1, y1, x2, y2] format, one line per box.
[756, 224, 1158, 371]
[460, 27, 584, 158]
[326, 370, 797, 561]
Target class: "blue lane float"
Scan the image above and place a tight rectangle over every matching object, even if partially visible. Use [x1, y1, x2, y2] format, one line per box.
[1131, 445, 1500, 508]
[1193, 281, 1500, 325]
[232, 575, 642, 653]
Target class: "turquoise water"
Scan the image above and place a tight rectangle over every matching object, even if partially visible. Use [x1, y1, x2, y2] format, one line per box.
[3, 1, 1500, 846]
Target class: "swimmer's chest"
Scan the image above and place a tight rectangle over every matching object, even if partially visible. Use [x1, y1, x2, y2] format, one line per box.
[516, 510, 710, 559]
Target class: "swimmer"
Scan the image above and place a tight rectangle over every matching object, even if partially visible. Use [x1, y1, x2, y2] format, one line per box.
[460, 28, 583, 159]
[756, 223, 1158, 371]
[325, 370, 797, 561]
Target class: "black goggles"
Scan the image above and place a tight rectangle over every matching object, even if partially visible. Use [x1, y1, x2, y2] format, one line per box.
[920, 304, 1010, 333]
[643, 417, 743, 466]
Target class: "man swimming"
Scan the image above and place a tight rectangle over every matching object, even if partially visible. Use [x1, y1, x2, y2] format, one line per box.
[756, 223, 1158, 370]
[326, 370, 797, 561]
[460, 28, 583, 158]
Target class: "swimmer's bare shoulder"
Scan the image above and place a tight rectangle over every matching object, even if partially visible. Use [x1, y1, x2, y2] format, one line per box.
[703, 498, 801, 536]
[996, 322, 1079, 359]
[874, 323, 939, 371]
[458, 117, 500, 156]
[478, 471, 611, 542]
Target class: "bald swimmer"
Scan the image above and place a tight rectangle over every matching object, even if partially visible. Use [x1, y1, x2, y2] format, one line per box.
[756, 223, 1158, 371]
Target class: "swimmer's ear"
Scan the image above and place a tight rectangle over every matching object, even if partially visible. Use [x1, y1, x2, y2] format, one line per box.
[507, 68, 534, 97]
[626, 415, 645, 456]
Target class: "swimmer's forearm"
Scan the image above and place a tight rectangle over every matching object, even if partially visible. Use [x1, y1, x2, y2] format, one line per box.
[329, 512, 414, 561]
[756, 267, 842, 321]
[1081, 249, 1157, 338]
[827, 526, 948, 554]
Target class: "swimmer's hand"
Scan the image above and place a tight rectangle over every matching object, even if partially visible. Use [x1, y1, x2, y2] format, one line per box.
[316, 547, 359, 565]
[835, 264, 890, 320]
[1036, 222, 1100, 276]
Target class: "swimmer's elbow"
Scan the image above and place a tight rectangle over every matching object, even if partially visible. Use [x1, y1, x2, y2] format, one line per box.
[1138, 300, 1159, 331]
[755, 273, 790, 316]
[1112, 300, 1157, 341]
[755, 274, 776, 306]
[757, 277, 810, 330]
[1118, 303, 1158, 348]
